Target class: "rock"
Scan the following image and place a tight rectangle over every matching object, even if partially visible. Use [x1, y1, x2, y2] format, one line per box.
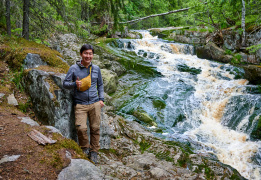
[242, 65, 261, 84]
[196, 42, 233, 63]
[7, 94, 18, 106]
[23, 69, 114, 149]
[100, 69, 118, 94]
[133, 109, 157, 127]
[45, 125, 62, 134]
[149, 167, 172, 179]
[0, 93, 5, 98]
[24, 53, 47, 69]
[57, 159, 105, 180]
[19, 117, 40, 126]
[0, 155, 21, 164]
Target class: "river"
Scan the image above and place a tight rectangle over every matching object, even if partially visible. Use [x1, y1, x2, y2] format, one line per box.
[107, 30, 261, 179]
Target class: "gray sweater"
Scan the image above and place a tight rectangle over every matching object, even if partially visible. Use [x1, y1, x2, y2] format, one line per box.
[63, 61, 104, 105]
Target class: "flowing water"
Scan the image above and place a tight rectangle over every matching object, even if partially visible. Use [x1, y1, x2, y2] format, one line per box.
[108, 30, 261, 179]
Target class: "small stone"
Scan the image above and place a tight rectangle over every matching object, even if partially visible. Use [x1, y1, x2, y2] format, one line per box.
[45, 126, 62, 134]
[0, 155, 21, 164]
[19, 117, 40, 126]
[0, 93, 5, 98]
[7, 94, 18, 106]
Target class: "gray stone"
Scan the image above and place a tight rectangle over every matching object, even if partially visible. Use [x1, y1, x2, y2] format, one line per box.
[24, 53, 47, 69]
[0, 155, 21, 164]
[23, 69, 114, 148]
[65, 150, 72, 159]
[196, 42, 232, 63]
[20, 117, 40, 126]
[45, 126, 62, 134]
[149, 167, 172, 178]
[0, 93, 5, 98]
[57, 159, 104, 180]
[7, 94, 18, 106]
[101, 69, 118, 94]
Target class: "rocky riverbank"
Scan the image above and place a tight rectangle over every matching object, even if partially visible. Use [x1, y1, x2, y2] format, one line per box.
[0, 33, 248, 179]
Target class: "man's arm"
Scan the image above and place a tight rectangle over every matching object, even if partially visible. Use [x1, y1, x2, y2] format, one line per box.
[63, 66, 77, 89]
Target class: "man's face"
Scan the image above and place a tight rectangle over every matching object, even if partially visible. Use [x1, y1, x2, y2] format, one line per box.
[80, 49, 93, 66]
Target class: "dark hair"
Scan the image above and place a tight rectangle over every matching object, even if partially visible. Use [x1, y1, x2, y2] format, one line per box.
[80, 44, 94, 54]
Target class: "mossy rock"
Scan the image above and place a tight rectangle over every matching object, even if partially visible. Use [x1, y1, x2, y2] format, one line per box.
[177, 64, 202, 75]
[251, 116, 261, 140]
[133, 108, 157, 127]
[152, 97, 166, 110]
[0, 37, 69, 73]
[172, 114, 186, 127]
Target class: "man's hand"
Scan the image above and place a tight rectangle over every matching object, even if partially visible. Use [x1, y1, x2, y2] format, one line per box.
[76, 77, 82, 90]
[99, 100, 104, 108]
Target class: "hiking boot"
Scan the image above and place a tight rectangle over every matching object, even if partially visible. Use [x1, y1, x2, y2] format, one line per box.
[82, 148, 90, 157]
[90, 151, 98, 164]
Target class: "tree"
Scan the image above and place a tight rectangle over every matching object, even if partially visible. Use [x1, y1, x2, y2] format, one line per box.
[241, 0, 246, 46]
[22, 0, 30, 40]
[5, 0, 11, 36]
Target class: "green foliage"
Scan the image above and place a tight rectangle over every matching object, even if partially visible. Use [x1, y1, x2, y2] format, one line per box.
[247, 44, 261, 53]
[12, 67, 24, 91]
[225, 49, 232, 55]
[231, 54, 242, 64]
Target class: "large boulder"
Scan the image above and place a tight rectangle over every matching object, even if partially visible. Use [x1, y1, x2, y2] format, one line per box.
[23, 59, 114, 149]
[242, 65, 261, 84]
[58, 159, 106, 180]
[196, 42, 233, 63]
[100, 69, 118, 94]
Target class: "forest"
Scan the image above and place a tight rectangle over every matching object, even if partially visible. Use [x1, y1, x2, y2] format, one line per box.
[0, 0, 260, 44]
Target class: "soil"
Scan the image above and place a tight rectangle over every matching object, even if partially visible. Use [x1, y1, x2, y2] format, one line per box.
[0, 106, 58, 179]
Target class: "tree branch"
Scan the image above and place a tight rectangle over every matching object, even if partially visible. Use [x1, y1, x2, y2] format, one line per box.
[119, 7, 191, 24]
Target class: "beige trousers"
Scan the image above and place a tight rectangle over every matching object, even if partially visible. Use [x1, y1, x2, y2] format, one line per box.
[75, 102, 101, 152]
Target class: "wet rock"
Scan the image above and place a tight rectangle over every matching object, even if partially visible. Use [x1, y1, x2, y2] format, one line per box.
[7, 94, 18, 106]
[24, 53, 47, 69]
[242, 65, 261, 84]
[19, 117, 40, 126]
[101, 69, 118, 94]
[57, 159, 105, 180]
[196, 42, 233, 63]
[0, 155, 21, 164]
[133, 109, 157, 127]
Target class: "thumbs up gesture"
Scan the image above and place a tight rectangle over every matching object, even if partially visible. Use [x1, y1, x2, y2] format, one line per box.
[76, 77, 81, 90]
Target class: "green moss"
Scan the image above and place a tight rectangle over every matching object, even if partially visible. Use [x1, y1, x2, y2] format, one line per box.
[177, 64, 202, 75]
[172, 114, 186, 127]
[163, 141, 193, 154]
[152, 98, 166, 110]
[45, 133, 88, 160]
[251, 116, 261, 140]
[155, 150, 173, 162]
[139, 138, 151, 154]
[0, 36, 69, 73]
[133, 108, 157, 127]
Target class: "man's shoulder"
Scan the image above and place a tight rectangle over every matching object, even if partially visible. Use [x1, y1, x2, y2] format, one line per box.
[69, 63, 80, 70]
[92, 64, 101, 70]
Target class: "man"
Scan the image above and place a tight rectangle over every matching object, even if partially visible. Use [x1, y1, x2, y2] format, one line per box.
[63, 44, 104, 164]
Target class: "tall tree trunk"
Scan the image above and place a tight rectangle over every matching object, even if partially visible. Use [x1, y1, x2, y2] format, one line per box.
[22, 0, 30, 40]
[241, 0, 246, 46]
[5, 0, 11, 36]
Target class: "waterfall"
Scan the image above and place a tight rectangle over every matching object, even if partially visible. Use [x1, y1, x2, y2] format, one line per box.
[109, 30, 261, 180]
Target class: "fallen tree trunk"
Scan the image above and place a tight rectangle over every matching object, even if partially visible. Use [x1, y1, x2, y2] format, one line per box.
[120, 7, 190, 24]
